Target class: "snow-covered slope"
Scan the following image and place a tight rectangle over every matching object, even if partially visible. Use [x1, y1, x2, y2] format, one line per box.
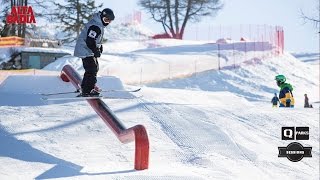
[292, 52, 320, 65]
[0, 41, 319, 179]
[148, 52, 319, 106]
[44, 41, 319, 106]
[0, 75, 318, 179]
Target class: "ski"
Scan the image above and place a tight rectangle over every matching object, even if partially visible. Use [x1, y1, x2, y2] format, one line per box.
[40, 89, 81, 96]
[42, 96, 102, 101]
[40, 88, 141, 96]
[42, 95, 142, 101]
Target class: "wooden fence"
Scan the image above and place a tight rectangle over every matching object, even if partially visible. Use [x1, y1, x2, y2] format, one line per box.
[0, 36, 24, 46]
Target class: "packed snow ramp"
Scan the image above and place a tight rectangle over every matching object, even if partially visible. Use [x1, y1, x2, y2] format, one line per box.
[60, 65, 149, 170]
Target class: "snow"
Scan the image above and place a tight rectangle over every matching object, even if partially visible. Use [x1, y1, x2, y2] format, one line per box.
[44, 39, 276, 85]
[105, 23, 155, 41]
[0, 47, 17, 64]
[0, 38, 319, 179]
[21, 47, 72, 54]
[292, 52, 320, 65]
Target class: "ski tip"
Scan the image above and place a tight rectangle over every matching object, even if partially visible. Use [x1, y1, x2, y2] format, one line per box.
[133, 88, 141, 92]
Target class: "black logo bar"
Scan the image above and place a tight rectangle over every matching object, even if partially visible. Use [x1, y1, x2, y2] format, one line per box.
[296, 127, 309, 140]
[278, 142, 312, 162]
[282, 127, 309, 140]
[282, 127, 295, 140]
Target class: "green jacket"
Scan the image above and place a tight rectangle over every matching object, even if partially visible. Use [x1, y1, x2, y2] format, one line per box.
[279, 83, 293, 92]
[278, 83, 294, 107]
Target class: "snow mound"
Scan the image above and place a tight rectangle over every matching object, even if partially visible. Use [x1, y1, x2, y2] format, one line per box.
[0, 75, 124, 106]
[43, 55, 83, 72]
[106, 23, 154, 41]
[0, 75, 124, 94]
[148, 52, 319, 107]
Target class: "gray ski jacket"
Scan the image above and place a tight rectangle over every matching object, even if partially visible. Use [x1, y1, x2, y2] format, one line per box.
[74, 12, 104, 58]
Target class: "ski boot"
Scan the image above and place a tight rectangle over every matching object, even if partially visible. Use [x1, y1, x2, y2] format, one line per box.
[77, 89, 101, 97]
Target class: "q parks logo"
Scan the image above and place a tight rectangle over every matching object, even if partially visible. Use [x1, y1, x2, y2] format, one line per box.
[278, 127, 312, 162]
[282, 127, 309, 140]
[6, 6, 36, 24]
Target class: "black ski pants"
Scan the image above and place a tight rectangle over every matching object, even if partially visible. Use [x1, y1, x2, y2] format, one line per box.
[81, 56, 99, 93]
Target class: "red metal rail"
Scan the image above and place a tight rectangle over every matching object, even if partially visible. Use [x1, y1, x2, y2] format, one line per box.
[60, 64, 149, 170]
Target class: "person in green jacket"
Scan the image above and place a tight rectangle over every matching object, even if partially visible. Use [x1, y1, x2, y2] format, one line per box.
[275, 75, 294, 107]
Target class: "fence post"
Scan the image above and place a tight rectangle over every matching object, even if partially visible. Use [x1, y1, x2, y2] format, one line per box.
[140, 67, 143, 86]
[194, 60, 197, 76]
[168, 63, 171, 79]
[218, 44, 221, 70]
[281, 28, 284, 54]
[233, 43, 235, 69]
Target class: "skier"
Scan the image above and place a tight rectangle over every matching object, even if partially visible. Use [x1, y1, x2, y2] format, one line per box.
[304, 94, 309, 108]
[304, 94, 313, 108]
[74, 8, 115, 97]
[271, 93, 280, 107]
[275, 74, 294, 107]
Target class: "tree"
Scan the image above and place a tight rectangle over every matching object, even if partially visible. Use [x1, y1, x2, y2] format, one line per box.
[300, 0, 320, 32]
[0, 0, 16, 37]
[138, 0, 223, 39]
[53, 0, 102, 43]
[0, 1, 10, 37]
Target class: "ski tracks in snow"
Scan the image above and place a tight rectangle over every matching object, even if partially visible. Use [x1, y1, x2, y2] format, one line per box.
[138, 98, 266, 178]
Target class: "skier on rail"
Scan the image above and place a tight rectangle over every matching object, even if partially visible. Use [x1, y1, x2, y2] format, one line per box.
[74, 8, 115, 97]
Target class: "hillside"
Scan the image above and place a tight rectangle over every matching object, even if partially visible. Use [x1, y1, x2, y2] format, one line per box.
[0, 41, 319, 179]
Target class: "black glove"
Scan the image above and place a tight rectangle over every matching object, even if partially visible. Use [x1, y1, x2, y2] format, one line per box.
[100, 45, 103, 53]
[94, 48, 101, 58]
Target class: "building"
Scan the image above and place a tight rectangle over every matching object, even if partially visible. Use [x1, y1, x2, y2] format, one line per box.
[20, 48, 71, 69]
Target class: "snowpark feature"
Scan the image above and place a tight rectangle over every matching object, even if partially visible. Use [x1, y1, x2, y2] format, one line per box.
[60, 64, 149, 170]
[0, 37, 319, 179]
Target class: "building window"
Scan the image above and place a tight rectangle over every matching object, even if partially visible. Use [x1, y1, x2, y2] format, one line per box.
[28, 56, 41, 69]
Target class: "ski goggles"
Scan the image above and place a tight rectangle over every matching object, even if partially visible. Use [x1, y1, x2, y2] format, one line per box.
[103, 17, 113, 24]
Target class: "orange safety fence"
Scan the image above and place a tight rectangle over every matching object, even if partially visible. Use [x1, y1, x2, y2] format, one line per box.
[0, 36, 24, 46]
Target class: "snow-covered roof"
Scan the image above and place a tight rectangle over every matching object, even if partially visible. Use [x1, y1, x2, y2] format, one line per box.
[21, 47, 71, 54]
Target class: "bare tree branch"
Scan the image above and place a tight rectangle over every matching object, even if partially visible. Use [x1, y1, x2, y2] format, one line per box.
[138, 0, 223, 39]
[300, 1, 319, 32]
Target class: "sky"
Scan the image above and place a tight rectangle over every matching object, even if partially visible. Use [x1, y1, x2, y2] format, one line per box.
[0, 0, 318, 52]
[97, 0, 319, 52]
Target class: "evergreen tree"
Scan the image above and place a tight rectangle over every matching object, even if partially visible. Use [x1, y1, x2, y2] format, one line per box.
[53, 0, 102, 43]
[0, 0, 14, 37]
